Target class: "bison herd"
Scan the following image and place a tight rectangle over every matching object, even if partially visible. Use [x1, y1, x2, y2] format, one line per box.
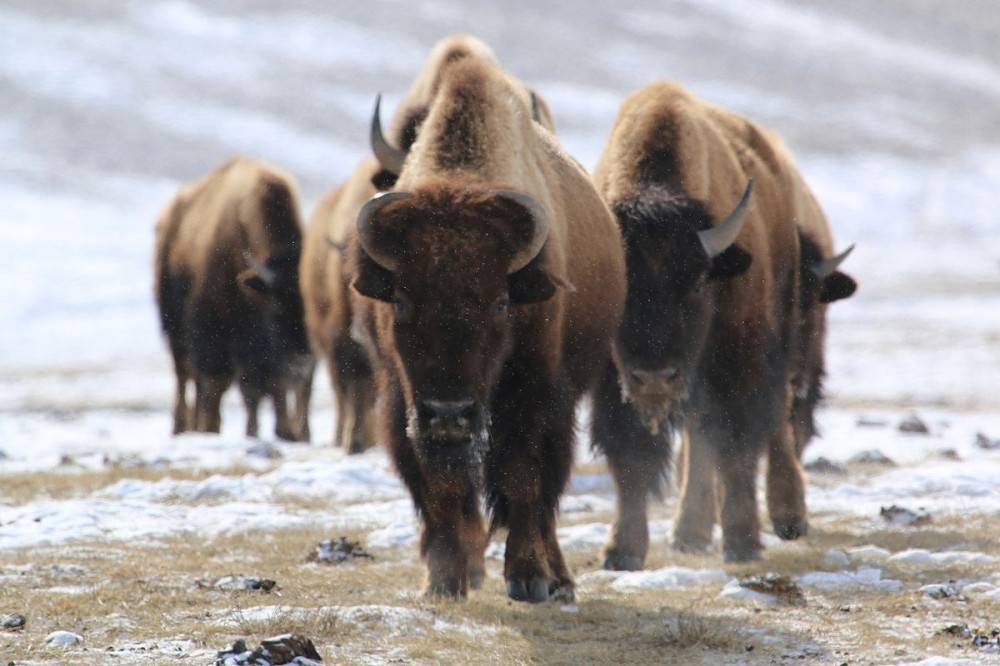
[153, 34, 857, 604]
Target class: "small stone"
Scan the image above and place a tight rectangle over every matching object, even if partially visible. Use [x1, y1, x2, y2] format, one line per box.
[44, 630, 83, 646]
[804, 456, 847, 475]
[880, 504, 932, 527]
[975, 432, 1000, 450]
[856, 416, 889, 428]
[898, 414, 929, 435]
[936, 448, 960, 461]
[246, 441, 283, 460]
[920, 583, 959, 600]
[307, 537, 373, 565]
[735, 573, 806, 606]
[215, 634, 323, 666]
[1, 613, 26, 631]
[848, 450, 896, 466]
[213, 575, 277, 593]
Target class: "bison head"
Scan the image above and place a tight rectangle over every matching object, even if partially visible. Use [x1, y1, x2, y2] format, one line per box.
[801, 239, 857, 305]
[350, 183, 563, 474]
[612, 181, 753, 432]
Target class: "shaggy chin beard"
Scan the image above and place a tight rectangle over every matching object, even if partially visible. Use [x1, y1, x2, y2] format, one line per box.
[406, 408, 491, 486]
[619, 381, 687, 437]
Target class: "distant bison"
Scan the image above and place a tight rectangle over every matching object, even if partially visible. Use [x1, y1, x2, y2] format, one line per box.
[155, 157, 314, 441]
[592, 81, 824, 564]
[301, 34, 555, 453]
[349, 57, 625, 601]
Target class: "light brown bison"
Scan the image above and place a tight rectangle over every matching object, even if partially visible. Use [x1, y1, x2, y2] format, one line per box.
[301, 34, 555, 452]
[591, 81, 823, 564]
[155, 157, 314, 442]
[348, 57, 625, 601]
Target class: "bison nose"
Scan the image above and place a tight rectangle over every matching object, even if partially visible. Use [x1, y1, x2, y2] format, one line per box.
[629, 367, 681, 387]
[419, 399, 477, 436]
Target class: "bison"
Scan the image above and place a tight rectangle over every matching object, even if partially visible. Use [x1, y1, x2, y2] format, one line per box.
[301, 34, 555, 452]
[347, 57, 625, 601]
[591, 80, 832, 564]
[155, 157, 314, 442]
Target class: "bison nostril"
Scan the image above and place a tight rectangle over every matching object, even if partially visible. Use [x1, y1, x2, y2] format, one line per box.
[664, 367, 680, 382]
[421, 399, 476, 424]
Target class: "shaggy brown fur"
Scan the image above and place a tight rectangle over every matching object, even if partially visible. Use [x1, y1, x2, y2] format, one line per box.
[349, 58, 625, 602]
[154, 157, 314, 442]
[591, 81, 810, 564]
[302, 34, 557, 453]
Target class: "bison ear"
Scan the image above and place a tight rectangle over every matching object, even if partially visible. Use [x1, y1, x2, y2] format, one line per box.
[351, 255, 396, 303]
[238, 268, 272, 296]
[820, 271, 857, 303]
[707, 244, 752, 281]
[509, 262, 573, 305]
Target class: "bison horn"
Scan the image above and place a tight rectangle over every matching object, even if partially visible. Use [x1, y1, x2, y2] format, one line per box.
[370, 94, 408, 176]
[809, 243, 855, 279]
[356, 191, 412, 271]
[242, 250, 276, 286]
[530, 92, 542, 124]
[493, 190, 550, 273]
[697, 178, 753, 259]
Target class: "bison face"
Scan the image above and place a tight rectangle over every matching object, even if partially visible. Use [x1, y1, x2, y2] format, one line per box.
[612, 183, 753, 430]
[239, 248, 315, 389]
[350, 185, 562, 472]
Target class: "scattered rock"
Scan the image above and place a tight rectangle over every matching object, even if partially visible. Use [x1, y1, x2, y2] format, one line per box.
[975, 432, 1000, 450]
[247, 441, 283, 460]
[215, 633, 323, 666]
[210, 575, 278, 593]
[898, 414, 930, 435]
[1, 613, 26, 631]
[921, 583, 960, 600]
[938, 623, 972, 638]
[804, 457, 847, 475]
[939, 624, 1000, 652]
[880, 505, 932, 527]
[848, 450, 896, 466]
[733, 573, 806, 606]
[856, 416, 889, 428]
[307, 537, 373, 565]
[44, 630, 83, 646]
[935, 447, 961, 461]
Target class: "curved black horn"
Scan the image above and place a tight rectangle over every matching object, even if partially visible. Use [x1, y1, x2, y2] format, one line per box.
[810, 243, 855, 279]
[493, 190, 549, 273]
[370, 94, 408, 176]
[697, 178, 753, 259]
[356, 191, 413, 271]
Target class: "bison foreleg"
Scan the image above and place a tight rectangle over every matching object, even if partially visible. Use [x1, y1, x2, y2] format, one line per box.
[716, 447, 763, 563]
[422, 488, 485, 598]
[671, 430, 718, 553]
[765, 420, 808, 540]
[194, 374, 228, 433]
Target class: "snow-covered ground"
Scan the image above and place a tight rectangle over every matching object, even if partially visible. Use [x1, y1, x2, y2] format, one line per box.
[2, 1, 999, 664]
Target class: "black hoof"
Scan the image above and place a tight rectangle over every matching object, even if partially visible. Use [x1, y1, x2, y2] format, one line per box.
[772, 518, 808, 541]
[507, 578, 549, 603]
[602, 552, 643, 571]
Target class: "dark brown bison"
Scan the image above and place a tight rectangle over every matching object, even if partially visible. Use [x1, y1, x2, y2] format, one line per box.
[301, 34, 555, 453]
[591, 81, 829, 564]
[348, 57, 625, 601]
[155, 157, 314, 442]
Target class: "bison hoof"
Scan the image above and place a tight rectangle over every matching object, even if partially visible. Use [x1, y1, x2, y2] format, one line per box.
[468, 570, 485, 591]
[425, 581, 466, 599]
[602, 551, 643, 571]
[549, 579, 576, 603]
[671, 537, 713, 554]
[507, 578, 549, 603]
[772, 517, 808, 541]
[722, 544, 762, 563]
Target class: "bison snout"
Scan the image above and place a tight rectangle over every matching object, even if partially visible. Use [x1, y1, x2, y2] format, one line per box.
[419, 399, 478, 439]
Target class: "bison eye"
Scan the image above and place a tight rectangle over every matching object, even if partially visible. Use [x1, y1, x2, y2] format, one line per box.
[392, 296, 413, 319]
[493, 298, 510, 318]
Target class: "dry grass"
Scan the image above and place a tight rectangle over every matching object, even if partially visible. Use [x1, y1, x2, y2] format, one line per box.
[5, 467, 1000, 666]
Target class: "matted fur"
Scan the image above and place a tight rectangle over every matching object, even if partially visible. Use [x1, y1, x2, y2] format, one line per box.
[154, 156, 314, 442]
[350, 57, 625, 602]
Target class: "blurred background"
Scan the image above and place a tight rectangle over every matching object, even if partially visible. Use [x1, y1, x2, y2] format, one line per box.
[2, 0, 999, 438]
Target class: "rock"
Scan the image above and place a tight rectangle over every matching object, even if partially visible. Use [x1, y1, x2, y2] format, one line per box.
[215, 633, 323, 666]
[898, 414, 929, 435]
[804, 456, 847, 475]
[44, 630, 83, 646]
[975, 432, 1000, 450]
[848, 449, 896, 466]
[856, 416, 888, 428]
[880, 504, 932, 527]
[1, 613, 25, 631]
[920, 583, 959, 600]
[212, 575, 277, 593]
[307, 537, 373, 565]
[727, 573, 806, 606]
[935, 448, 960, 461]
[247, 441, 283, 460]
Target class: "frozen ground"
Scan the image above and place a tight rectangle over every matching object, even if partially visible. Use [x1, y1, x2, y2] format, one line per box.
[1, 1, 999, 664]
